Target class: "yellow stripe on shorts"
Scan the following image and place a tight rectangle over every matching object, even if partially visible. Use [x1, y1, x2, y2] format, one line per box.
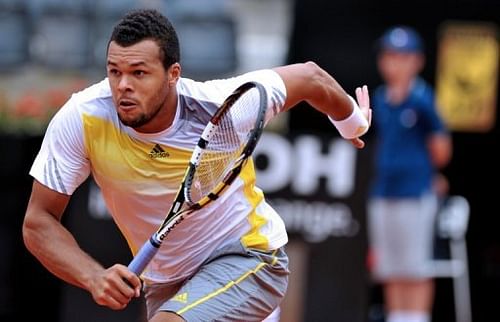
[177, 250, 278, 315]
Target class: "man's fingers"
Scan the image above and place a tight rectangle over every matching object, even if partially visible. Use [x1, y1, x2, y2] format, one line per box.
[355, 85, 369, 109]
[362, 85, 370, 108]
[355, 87, 362, 106]
[350, 137, 365, 149]
[355, 85, 371, 128]
[122, 274, 141, 297]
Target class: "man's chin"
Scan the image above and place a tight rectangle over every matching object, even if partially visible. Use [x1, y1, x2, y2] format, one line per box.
[119, 116, 146, 129]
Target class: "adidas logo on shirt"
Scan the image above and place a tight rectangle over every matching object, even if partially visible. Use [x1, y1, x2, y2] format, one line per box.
[149, 144, 170, 159]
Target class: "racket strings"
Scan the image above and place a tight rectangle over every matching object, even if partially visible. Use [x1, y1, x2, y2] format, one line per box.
[189, 88, 261, 201]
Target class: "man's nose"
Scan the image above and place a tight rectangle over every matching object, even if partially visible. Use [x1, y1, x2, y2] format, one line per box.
[118, 75, 133, 92]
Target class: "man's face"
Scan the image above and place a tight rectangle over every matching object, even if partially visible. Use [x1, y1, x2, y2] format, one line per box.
[377, 50, 424, 85]
[107, 39, 179, 133]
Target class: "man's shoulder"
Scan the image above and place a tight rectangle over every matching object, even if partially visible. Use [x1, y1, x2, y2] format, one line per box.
[177, 76, 228, 104]
[72, 78, 112, 104]
[66, 78, 113, 118]
[177, 69, 281, 101]
[410, 77, 435, 106]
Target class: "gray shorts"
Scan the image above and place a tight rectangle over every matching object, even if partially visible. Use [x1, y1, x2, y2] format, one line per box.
[143, 241, 289, 322]
[367, 194, 438, 280]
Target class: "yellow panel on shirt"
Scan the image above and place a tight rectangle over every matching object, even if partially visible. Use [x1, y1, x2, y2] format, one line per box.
[82, 114, 191, 195]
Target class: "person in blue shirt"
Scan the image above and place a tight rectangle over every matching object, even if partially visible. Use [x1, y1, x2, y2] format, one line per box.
[367, 26, 453, 322]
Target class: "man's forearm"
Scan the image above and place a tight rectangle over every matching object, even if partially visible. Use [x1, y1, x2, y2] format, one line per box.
[23, 211, 104, 291]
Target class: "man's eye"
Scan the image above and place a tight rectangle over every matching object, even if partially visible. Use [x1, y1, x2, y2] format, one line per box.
[108, 69, 120, 76]
[134, 70, 145, 76]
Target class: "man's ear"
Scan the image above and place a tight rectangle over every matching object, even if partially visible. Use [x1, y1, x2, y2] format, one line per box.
[168, 62, 181, 87]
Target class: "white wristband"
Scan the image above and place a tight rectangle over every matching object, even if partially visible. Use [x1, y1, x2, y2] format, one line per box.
[328, 95, 369, 139]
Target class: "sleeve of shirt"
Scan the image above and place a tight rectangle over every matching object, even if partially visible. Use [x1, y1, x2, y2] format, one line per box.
[203, 69, 287, 126]
[29, 96, 91, 195]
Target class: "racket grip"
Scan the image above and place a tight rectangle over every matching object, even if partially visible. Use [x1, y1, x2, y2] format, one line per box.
[127, 235, 161, 275]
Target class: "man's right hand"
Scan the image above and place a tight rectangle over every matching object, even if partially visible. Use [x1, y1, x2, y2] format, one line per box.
[89, 264, 142, 310]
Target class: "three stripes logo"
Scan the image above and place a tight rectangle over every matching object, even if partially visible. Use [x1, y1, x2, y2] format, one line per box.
[149, 144, 170, 159]
[172, 292, 188, 303]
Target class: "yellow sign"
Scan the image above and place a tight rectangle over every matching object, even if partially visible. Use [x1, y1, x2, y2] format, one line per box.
[435, 21, 499, 132]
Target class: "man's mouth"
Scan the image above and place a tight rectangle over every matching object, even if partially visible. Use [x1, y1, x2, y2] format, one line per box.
[119, 99, 137, 110]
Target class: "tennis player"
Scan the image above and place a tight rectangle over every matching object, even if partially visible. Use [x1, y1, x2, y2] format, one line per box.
[22, 9, 371, 322]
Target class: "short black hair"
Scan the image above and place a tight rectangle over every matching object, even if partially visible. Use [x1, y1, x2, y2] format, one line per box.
[109, 9, 180, 69]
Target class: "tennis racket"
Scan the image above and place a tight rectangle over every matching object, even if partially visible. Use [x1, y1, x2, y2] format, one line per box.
[128, 81, 268, 275]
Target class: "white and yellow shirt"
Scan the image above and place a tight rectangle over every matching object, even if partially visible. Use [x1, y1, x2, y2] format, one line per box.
[30, 69, 288, 283]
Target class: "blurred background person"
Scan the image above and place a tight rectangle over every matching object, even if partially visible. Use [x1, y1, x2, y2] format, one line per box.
[366, 26, 453, 322]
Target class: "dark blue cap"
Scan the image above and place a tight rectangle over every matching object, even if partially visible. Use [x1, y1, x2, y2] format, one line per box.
[379, 26, 423, 53]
